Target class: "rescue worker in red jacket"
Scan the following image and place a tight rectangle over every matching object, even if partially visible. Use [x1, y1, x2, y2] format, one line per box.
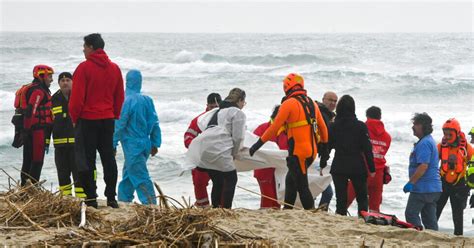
[20, 65, 54, 185]
[51, 72, 85, 198]
[253, 105, 288, 209]
[250, 73, 329, 210]
[70, 33, 125, 208]
[184, 93, 221, 207]
[436, 118, 473, 235]
[347, 106, 391, 212]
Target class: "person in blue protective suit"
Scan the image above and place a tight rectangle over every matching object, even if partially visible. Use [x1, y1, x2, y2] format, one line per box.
[113, 69, 161, 205]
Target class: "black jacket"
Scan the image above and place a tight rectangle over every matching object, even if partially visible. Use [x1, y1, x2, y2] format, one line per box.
[326, 115, 375, 176]
[51, 90, 74, 147]
[316, 101, 335, 126]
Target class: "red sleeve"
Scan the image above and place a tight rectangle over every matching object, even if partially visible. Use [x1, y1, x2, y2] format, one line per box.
[28, 88, 44, 116]
[70, 63, 86, 124]
[113, 66, 125, 119]
[24, 88, 45, 130]
[253, 122, 270, 137]
[184, 115, 201, 148]
[386, 132, 392, 151]
[276, 132, 289, 150]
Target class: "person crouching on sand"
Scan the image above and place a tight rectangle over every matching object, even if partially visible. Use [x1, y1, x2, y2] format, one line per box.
[196, 88, 247, 209]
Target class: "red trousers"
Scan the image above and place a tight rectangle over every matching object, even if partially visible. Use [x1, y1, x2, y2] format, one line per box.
[192, 168, 210, 207]
[254, 168, 280, 209]
[21, 129, 46, 185]
[347, 167, 384, 212]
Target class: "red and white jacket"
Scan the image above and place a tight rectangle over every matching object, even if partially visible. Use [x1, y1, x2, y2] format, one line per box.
[184, 108, 213, 148]
[366, 118, 391, 170]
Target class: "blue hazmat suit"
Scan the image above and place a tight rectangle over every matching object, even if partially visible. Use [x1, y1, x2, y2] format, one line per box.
[113, 69, 161, 205]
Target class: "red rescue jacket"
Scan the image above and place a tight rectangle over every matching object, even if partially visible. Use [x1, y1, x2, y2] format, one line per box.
[24, 82, 53, 130]
[366, 119, 391, 170]
[184, 111, 206, 148]
[69, 49, 124, 124]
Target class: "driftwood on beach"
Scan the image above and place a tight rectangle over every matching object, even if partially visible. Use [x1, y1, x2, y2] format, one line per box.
[0, 171, 271, 247]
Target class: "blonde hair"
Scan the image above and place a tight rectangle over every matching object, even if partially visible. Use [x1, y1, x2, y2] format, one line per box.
[224, 88, 246, 103]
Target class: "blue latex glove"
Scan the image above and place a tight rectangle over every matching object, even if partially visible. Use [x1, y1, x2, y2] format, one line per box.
[403, 182, 414, 193]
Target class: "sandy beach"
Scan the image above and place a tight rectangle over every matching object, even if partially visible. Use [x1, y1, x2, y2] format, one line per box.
[1, 191, 473, 247]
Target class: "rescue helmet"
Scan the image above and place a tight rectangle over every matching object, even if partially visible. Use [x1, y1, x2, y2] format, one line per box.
[442, 118, 461, 144]
[33, 65, 54, 80]
[442, 118, 461, 134]
[283, 73, 304, 93]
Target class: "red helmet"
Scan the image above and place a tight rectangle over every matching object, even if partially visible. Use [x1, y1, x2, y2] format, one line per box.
[33, 65, 54, 79]
[442, 118, 461, 134]
[283, 73, 304, 93]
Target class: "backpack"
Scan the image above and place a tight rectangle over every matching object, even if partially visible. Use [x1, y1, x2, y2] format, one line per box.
[360, 211, 421, 230]
[11, 83, 37, 148]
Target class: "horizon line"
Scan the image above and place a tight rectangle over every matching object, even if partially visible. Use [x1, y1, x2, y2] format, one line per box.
[1, 31, 471, 34]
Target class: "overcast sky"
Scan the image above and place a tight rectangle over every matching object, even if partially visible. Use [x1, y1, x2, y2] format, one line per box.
[0, 1, 472, 33]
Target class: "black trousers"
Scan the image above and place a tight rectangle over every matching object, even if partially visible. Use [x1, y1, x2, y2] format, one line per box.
[74, 119, 117, 200]
[284, 156, 314, 210]
[55, 146, 82, 195]
[333, 173, 368, 216]
[21, 129, 46, 186]
[436, 180, 470, 235]
[205, 168, 237, 209]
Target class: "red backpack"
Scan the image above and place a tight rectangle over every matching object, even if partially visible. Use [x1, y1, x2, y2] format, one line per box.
[360, 211, 422, 231]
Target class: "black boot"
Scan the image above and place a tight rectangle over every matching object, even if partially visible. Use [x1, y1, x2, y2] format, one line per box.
[107, 198, 119, 208]
[85, 198, 98, 209]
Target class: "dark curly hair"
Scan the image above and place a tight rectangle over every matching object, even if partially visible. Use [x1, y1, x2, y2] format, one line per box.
[412, 112, 433, 136]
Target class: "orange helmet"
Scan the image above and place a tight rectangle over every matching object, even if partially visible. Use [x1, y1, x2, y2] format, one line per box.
[283, 73, 304, 93]
[442, 118, 461, 133]
[33, 64, 54, 79]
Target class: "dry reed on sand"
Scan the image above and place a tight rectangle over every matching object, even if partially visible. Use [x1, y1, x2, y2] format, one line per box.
[48, 205, 272, 247]
[0, 173, 102, 232]
[0, 172, 271, 247]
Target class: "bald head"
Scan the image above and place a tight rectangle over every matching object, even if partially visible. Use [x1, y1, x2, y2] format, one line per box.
[322, 91, 338, 112]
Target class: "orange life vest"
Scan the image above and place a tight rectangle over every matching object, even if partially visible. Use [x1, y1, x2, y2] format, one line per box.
[14, 83, 35, 110]
[13, 82, 53, 130]
[439, 133, 468, 185]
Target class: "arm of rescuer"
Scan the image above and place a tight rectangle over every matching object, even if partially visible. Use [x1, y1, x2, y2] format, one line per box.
[113, 98, 131, 149]
[403, 141, 433, 193]
[184, 115, 201, 149]
[231, 111, 247, 159]
[24, 88, 46, 130]
[466, 143, 473, 165]
[466, 143, 474, 207]
[249, 100, 292, 156]
[113, 66, 125, 120]
[148, 98, 162, 157]
[314, 103, 329, 169]
[361, 123, 376, 177]
[70, 64, 86, 125]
